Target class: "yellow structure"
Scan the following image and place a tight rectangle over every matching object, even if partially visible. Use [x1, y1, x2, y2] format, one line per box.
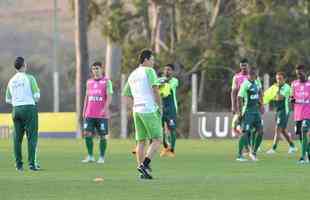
[0, 112, 77, 133]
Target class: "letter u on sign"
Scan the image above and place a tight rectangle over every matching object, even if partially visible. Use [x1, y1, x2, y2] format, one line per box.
[215, 117, 229, 138]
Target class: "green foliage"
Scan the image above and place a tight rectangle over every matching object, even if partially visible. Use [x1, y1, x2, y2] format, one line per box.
[240, 6, 310, 74]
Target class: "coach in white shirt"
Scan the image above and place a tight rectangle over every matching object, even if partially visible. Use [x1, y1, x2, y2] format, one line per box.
[5, 57, 40, 172]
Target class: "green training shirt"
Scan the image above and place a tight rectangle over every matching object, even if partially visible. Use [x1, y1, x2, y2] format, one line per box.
[238, 79, 262, 114]
[159, 77, 179, 116]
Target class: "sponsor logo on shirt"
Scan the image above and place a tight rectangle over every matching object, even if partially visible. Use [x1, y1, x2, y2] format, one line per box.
[89, 96, 104, 102]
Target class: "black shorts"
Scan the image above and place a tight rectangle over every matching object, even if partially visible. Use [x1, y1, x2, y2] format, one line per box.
[295, 121, 302, 135]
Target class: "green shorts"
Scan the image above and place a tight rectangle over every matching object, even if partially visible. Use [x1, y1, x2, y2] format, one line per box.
[83, 118, 108, 136]
[162, 114, 177, 130]
[276, 111, 289, 129]
[133, 111, 163, 141]
[301, 119, 310, 134]
[241, 112, 263, 132]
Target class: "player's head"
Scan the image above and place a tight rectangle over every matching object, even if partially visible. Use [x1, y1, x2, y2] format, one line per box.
[163, 64, 174, 77]
[239, 58, 248, 74]
[276, 71, 285, 85]
[295, 64, 306, 82]
[139, 49, 154, 67]
[91, 61, 104, 79]
[248, 67, 257, 81]
[14, 56, 27, 72]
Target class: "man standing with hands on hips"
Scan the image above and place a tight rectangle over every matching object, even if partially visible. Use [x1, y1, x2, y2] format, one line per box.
[5, 57, 40, 172]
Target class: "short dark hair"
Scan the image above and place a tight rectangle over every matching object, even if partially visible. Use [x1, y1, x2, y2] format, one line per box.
[165, 64, 175, 70]
[139, 49, 153, 64]
[92, 61, 102, 67]
[14, 57, 25, 70]
[276, 71, 285, 77]
[240, 58, 248, 64]
[296, 64, 305, 71]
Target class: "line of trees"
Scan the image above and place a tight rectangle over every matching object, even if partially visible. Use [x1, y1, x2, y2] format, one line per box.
[73, 0, 310, 137]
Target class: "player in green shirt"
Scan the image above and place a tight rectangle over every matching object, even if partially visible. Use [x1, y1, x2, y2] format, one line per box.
[237, 67, 264, 161]
[5, 57, 40, 171]
[158, 64, 179, 157]
[266, 72, 297, 154]
[123, 49, 163, 179]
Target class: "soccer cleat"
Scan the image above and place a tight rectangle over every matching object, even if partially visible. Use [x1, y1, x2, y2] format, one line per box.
[266, 149, 276, 154]
[29, 165, 39, 171]
[236, 156, 248, 162]
[160, 148, 169, 157]
[249, 153, 258, 161]
[297, 157, 306, 164]
[288, 147, 298, 154]
[137, 164, 153, 179]
[81, 155, 95, 163]
[16, 166, 24, 172]
[97, 157, 105, 164]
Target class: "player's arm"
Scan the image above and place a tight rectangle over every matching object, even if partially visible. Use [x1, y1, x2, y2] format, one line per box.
[153, 86, 161, 108]
[122, 81, 133, 108]
[231, 76, 238, 113]
[170, 78, 179, 90]
[82, 84, 89, 118]
[28, 75, 40, 102]
[5, 85, 12, 104]
[237, 82, 247, 116]
[289, 83, 295, 110]
[103, 80, 113, 116]
[259, 89, 264, 114]
[146, 68, 161, 107]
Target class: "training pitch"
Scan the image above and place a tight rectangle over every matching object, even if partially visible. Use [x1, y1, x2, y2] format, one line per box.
[0, 139, 308, 200]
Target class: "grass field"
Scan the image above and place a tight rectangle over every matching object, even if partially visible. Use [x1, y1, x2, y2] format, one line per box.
[0, 139, 309, 200]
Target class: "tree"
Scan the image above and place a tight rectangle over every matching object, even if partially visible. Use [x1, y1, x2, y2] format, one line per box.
[75, 0, 89, 136]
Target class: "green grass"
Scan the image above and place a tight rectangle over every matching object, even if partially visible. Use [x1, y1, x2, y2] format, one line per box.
[0, 139, 308, 200]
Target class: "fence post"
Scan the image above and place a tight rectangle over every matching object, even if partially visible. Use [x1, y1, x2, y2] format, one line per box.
[192, 73, 198, 114]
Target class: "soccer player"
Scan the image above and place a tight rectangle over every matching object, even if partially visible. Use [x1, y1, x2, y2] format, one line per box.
[158, 64, 179, 157]
[236, 67, 264, 161]
[123, 49, 162, 179]
[231, 59, 249, 116]
[266, 72, 297, 154]
[291, 64, 310, 163]
[5, 57, 40, 171]
[82, 62, 113, 164]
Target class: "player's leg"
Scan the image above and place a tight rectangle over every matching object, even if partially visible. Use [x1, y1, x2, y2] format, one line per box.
[167, 117, 177, 156]
[138, 111, 163, 179]
[278, 111, 296, 153]
[160, 118, 170, 157]
[12, 106, 25, 171]
[267, 113, 281, 154]
[295, 121, 303, 147]
[162, 116, 169, 149]
[250, 128, 256, 149]
[237, 113, 250, 161]
[24, 105, 39, 170]
[251, 113, 263, 160]
[82, 118, 95, 163]
[299, 120, 310, 163]
[97, 119, 108, 163]
[281, 128, 296, 153]
[133, 112, 153, 179]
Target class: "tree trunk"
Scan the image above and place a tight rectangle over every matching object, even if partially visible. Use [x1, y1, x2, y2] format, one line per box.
[75, 0, 89, 137]
[105, 0, 122, 137]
